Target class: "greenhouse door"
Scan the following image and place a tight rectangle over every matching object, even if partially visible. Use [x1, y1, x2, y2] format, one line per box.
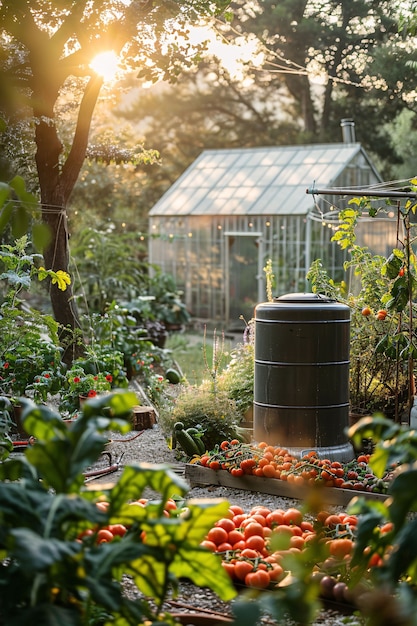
[224, 232, 264, 328]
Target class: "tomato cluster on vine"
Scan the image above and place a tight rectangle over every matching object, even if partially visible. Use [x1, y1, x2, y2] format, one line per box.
[196, 441, 388, 493]
[202, 504, 392, 597]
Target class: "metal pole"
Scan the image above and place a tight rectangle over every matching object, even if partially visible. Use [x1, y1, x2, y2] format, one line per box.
[306, 186, 417, 200]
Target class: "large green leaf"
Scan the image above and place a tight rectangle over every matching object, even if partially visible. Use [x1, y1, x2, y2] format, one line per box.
[388, 464, 417, 526]
[25, 439, 85, 493]
[9, 528, 81, 570]
[7, 604, 80, 626]
[109, 464, 190, 516]
[21, 401, 69, 439]
[128, 498, 236, 602]
[0, 482, 46, 529]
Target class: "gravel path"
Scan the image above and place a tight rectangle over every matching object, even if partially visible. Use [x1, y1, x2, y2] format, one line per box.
[88, 422, 363, 626]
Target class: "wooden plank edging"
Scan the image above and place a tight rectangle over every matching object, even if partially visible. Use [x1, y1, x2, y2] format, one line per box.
[184, 464, 388, 507]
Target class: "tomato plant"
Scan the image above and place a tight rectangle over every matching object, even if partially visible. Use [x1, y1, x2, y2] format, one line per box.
[0, 393, 236, 624]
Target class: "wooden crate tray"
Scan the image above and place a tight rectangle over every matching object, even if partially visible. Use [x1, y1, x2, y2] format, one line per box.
[184, 464, 387, 507]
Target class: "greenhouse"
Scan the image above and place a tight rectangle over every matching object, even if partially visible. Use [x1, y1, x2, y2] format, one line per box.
[148, 142, 397, 327]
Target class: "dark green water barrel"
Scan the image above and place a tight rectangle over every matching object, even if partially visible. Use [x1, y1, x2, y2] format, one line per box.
[254, 293, 354, 462]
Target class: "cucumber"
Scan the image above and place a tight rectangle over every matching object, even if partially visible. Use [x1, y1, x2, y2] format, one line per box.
[175, 428, 200, 457]
[166, 368, 181, 384]
[186, 428, 205, 454]
[174, 421, 185, 431]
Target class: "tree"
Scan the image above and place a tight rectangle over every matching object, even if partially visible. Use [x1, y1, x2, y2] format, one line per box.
[0, 0, 229, 361]
[107, 0, 417, 215]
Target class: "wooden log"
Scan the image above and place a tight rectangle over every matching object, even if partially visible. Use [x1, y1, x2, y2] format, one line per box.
[131, 406, 156, 430]
[184, 464, 387, 507]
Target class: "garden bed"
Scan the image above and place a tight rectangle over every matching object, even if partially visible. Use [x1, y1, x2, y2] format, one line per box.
[185, 464, 387, 507]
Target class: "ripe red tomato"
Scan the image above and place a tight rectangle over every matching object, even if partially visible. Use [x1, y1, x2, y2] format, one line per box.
[215, 518, 236, 533]
[107, 524, 127, 537]
[240, 548, 259, 559]
[283, 508, 303, 526]
[228, 529, 244, 545]
[97, 529, 114, 543]
[234, 560, 254, 581]
[245, 534, 266, 553]
[265, 510, 285, 527]
[244, 569, 271, 589]
[207, 526, 228, 545]
[222, 561, 236, 580]
[229, 504, 244, 516]
[376, 309, 387, 321]
[216, 542, 233, 552]
[243, 521, 265, 539]
[200, 540, 217, 552]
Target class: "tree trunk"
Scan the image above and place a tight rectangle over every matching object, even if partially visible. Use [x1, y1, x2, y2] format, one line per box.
[33, 68, 103, 363]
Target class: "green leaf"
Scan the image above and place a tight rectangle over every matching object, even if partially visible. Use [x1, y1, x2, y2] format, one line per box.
[10, 528, 81, 570]
[9, 604, 81, 626]
[383, 519, 417, 584]
[21, 401, 68, 438]
[171, 546, 236, 601]
[32, 221, 52, 251]
[0, 199, 13, 232]
[109, 464, 190, 516]
[388, 464, 417, 527]
[12, 204, 29, 238]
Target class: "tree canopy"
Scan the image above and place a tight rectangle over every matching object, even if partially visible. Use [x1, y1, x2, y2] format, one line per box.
[109, 0, 417, 206]
[0, 0, 230, 360]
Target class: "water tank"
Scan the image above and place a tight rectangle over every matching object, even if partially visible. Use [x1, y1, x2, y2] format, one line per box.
[253, 293, 354, 462]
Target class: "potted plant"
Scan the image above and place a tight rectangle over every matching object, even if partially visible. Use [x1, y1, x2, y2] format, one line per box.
[59, 366, 114, 415]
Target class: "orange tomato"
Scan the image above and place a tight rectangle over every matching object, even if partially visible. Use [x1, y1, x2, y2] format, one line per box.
[243, 521, 265, 539]
[207, 526, 228, 545]
[97, 529, 114, 543]
[234, 560, 254, 581]
[244, 569, 271, 589]
[324, 514, 343, 528]
[250, 506, 272, 518]
[329, 538, 353, 559]
[215, 518, 236, 533]
[283, 508, 303, 526]
[107, 524, 127, 537]
[228, 529, 244, 545]
[245, 534, 266, 553]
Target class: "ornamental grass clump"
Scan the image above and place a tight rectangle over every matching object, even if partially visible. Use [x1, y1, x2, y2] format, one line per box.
[166, 385, 242, 453]
[159, 328, 243, 454]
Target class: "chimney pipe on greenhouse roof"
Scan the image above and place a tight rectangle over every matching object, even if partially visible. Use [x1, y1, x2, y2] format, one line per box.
[340, 118, 356, 143]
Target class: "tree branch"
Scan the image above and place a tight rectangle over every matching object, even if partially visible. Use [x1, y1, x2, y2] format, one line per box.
[60, 74, 103, 201]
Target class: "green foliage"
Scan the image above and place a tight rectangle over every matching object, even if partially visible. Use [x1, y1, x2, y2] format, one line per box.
[344, 415, 417, 622]
[160, 385, 241, 454]
[70, 228, 150, 315]
[147, 271, 190, 327]
[218, 339, 254, 419]
[307, 196, 417, 419]
[0, 391, 236, 624]
[0, 237, 67, 398]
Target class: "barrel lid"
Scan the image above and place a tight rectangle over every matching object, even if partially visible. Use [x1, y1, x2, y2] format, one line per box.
[275, 293, 334, 304]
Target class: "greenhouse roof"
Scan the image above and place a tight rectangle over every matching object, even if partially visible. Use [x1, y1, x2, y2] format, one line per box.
[149, 143, 378, 218]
